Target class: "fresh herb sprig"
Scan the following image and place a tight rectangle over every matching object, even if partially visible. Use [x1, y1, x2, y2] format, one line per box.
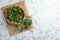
[20, 16, 32, 32]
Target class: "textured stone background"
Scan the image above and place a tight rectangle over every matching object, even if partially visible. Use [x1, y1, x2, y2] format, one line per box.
[0, 0, 60, 40]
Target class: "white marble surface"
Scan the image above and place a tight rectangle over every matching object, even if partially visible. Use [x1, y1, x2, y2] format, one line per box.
[0, 0, 60, 40]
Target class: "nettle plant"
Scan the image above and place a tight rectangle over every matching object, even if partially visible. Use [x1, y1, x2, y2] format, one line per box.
[6, 6, 32, 32]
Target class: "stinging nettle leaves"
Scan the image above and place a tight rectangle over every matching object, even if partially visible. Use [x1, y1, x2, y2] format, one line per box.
[6, 6, 32, 32]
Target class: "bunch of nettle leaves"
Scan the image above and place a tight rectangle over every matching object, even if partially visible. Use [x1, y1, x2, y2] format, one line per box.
[6, 6, 32, 32]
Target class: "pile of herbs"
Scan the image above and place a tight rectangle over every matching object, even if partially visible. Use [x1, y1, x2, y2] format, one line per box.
[6, 6, 32, 32]
[6, 6, 24, 24]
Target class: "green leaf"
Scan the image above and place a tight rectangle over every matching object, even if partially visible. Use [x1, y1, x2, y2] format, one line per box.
[24, 18, 32, 26]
